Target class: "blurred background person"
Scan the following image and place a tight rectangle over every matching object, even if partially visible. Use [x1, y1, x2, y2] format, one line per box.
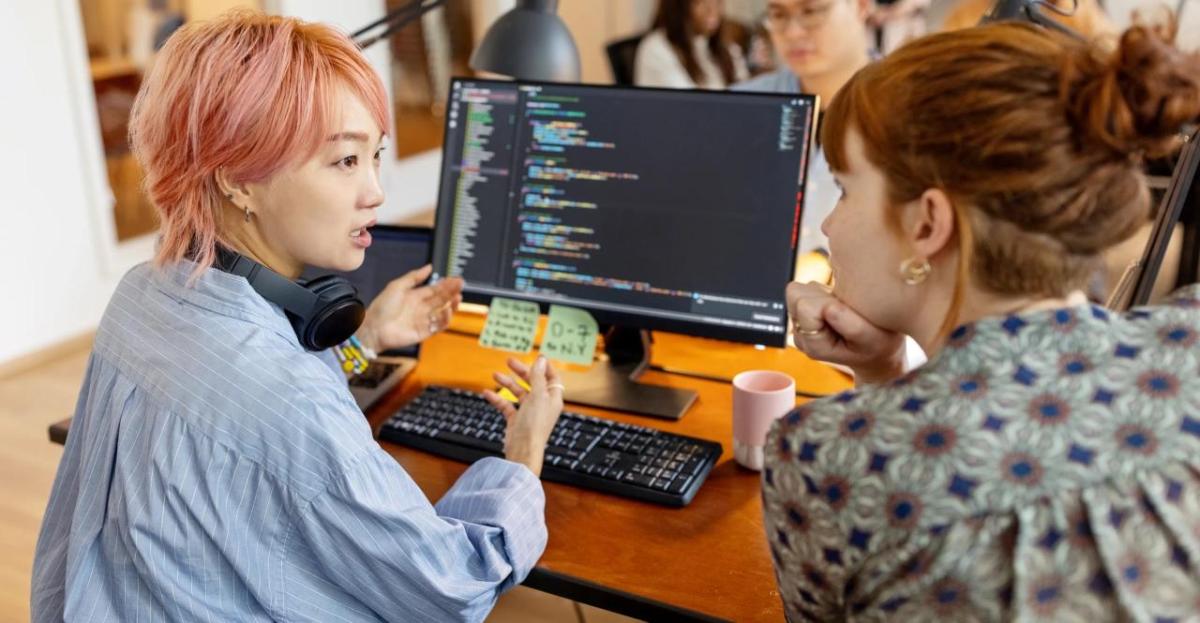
[635, 0, 750, 89]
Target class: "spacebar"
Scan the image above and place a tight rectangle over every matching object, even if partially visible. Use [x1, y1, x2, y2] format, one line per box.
[430, 430, 504, 454]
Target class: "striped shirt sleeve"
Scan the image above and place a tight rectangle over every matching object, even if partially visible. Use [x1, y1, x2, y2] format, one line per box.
[295, 452, 546, 622]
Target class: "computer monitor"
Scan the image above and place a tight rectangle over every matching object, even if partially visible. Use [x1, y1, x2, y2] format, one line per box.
[430, 78, 818, 419]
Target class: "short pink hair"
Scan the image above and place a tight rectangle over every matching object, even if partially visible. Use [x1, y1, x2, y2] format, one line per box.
[129, 10, 390, 276]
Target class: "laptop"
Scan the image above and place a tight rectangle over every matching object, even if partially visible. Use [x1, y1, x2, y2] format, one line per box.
[302, 225, 433, 411]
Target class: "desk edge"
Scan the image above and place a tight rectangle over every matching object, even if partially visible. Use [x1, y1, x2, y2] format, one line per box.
[525, 567, 732, 623]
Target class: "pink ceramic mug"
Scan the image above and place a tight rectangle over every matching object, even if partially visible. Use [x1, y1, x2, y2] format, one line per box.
[732, 370, 797, 471]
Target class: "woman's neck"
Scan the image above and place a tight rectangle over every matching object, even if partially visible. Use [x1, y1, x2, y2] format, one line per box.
[219, 209, 302, 280]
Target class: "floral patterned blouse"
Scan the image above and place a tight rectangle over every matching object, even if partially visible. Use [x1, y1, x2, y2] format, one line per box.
[763, 286, 1200, 622]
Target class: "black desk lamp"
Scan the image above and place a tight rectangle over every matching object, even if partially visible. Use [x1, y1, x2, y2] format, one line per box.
[470, 0, 580, 82]
[352, 0, 580, 82]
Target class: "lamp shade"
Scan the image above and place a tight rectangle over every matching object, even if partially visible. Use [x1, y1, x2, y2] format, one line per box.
[469, 0, 581, 82]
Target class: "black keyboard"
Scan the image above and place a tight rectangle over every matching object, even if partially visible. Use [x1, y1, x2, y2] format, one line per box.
[378, 386, 722, 507]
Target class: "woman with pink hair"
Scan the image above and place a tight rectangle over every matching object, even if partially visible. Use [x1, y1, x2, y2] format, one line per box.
[32, 11, 563, 622]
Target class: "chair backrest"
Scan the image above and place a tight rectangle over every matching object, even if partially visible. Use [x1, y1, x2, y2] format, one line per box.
[606, 33, 646, 86]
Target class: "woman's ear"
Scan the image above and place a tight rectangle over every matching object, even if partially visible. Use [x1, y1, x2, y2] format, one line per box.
[905, 188, 956, 260]
[214, 168, 252, 208]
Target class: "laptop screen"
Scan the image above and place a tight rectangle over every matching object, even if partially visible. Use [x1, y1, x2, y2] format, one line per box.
[302, 225, 433, 357]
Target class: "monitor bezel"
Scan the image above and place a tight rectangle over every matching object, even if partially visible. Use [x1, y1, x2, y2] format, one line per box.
[431, 77, 820, 347]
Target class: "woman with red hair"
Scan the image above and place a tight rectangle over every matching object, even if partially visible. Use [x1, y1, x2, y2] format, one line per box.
[768, 21, 1200, 620]
[32, 11, 563, 622]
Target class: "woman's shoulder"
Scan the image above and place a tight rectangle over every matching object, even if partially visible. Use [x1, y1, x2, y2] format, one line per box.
[636, 29, 671, 54]
[96, 262, 371, 463]
[634, 30, 695, 88]
[634, 30, 677, 68]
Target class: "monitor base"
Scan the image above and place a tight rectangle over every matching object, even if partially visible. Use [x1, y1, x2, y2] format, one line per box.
[560, 327, 697, 421]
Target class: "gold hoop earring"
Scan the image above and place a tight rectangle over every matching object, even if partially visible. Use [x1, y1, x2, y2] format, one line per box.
[900, 257, 931, 285]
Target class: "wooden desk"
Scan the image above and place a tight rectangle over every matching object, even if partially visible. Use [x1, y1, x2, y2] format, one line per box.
[370, 320, 850, 622]
[49, 322, 851, 622]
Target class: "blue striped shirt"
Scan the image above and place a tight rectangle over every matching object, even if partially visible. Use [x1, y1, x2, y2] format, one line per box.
[32, 261, 547, 622]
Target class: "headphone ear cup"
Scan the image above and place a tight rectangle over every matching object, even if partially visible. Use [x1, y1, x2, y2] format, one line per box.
[297, 276, 365, 351]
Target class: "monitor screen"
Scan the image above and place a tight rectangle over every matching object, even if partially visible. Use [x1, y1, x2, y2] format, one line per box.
[430, 78, 818, 346]
[302, 225, 432, 356]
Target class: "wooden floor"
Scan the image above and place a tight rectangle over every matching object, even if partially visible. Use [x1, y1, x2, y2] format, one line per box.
[0, 344, 636, 622]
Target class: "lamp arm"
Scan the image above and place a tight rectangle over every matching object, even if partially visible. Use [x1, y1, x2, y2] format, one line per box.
[353, 0, 448, 50]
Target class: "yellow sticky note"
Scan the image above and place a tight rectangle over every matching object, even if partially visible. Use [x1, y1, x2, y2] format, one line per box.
[479, 297, 539, 353]
[496, 376, 528, 403]
[540, 305, 598, 366]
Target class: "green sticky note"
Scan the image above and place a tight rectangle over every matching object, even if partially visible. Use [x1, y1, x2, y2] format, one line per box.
[540, 305, 598, 366]
[479, 297, 539, 353]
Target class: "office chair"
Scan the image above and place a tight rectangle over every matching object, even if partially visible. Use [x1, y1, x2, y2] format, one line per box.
[605, 33, 645, 86]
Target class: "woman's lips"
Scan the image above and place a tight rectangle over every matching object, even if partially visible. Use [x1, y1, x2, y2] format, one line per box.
[350, 227, 373, 248]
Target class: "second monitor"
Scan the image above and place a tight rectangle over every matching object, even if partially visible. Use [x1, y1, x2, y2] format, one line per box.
[432, 78, 818, 418]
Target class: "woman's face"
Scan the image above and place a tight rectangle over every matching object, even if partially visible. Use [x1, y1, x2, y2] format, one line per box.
[690, 0, 722, 36]
[243, 85, 385, 275]
[822, 127, 915, 332]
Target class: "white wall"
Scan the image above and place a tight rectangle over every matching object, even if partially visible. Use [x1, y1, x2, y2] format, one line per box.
[0, 1, 126, 365]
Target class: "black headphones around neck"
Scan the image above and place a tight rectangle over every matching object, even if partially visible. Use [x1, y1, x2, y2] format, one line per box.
[215, 247, 364, 351]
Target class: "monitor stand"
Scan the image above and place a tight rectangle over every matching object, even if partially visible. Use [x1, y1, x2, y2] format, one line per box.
[559, 326, 698, 421]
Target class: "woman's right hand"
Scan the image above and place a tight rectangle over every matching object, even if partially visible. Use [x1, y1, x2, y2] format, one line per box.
[483, 356, 564, 476]
[786, 282, 907, 385]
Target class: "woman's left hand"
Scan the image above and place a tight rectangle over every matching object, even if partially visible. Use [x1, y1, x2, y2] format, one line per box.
[357, 265, 464, 352]
[786, 281, 906, 385]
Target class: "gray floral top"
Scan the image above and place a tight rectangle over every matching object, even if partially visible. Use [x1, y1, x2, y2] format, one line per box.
[764, 286, 1200, 622]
